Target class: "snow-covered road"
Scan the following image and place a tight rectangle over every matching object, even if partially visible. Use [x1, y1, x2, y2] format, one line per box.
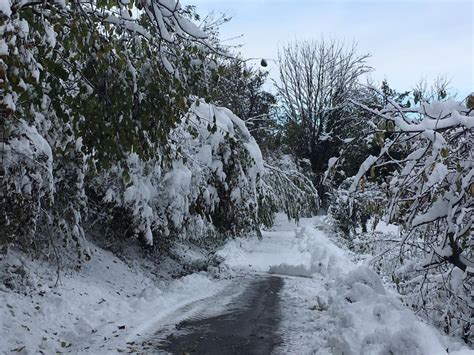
[152, 275, 283, 354]
[224, 215, 471, 355]
[1, 215, 472, 354]
[141, 214, 471, 354]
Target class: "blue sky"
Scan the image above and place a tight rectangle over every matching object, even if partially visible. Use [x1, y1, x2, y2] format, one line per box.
[191, 0, 473, 98]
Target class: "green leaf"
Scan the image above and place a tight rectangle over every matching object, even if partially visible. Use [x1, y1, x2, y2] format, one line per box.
[441, 148, 449, 158]
[122, 170, 132, 185]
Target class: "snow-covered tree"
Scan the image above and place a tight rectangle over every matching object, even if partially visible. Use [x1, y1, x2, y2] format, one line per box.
[0, 0, 321, 276]
[89, 100, 265, 246]
[275, 39, 371, 181]
[0, 0, 219, 255]
[343, 93, 473, 341]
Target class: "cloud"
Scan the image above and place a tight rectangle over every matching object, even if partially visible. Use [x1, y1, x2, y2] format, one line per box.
[192, 0, 473, 95]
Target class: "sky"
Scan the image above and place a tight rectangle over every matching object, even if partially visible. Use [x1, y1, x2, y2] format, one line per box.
[190, 0, 473, 98]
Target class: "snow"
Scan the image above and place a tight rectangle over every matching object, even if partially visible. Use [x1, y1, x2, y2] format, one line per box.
[0, 0, 11, 17]
[0, 244, 230, 353]
[158, 0, 179, 11]
[44, 22, 57, 48]
[412, 197, 449, 226]
[374, 220, 399, 235]
[153, 3, 173, 42]
[104, 14, 152, 40]
[422, 129, 447, 152]
[217, 214, 472, 354]
[349, 155, 378, 193]
[161, 53, 174, 73]
[0, 38, 8, 55]
[327, 156, 338, 170]
[1, 214, 471, 354]
[175, 16, 208, 39]
[3, 92, 16, 111]
[427, 162, 448, 187]
[391, 100, 474, 132]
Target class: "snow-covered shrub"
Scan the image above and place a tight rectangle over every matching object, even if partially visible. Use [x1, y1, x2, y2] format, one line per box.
[1, 117, 91, 261]
[328, 178, 385, 238]
[1, 120, 53, 249]
[187, 103, 265, 238]
[258, 154, 319, 228]
[91, 101, 265, 247]
[346, 97, 474, 342]
[0, 0, 219, 257]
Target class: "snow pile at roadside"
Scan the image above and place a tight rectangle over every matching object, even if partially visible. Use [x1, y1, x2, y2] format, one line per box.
[2, 213, 471, 354]
[217, 214, 472, 355]
[0, 245, 229, 354]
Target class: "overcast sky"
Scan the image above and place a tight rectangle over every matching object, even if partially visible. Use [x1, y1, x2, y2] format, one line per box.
[191, 0, 473, 98]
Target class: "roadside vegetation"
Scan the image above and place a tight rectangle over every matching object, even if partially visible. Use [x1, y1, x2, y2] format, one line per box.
[1, 0, 472, 345]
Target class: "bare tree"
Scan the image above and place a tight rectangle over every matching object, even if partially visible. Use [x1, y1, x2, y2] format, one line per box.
[275, 38, 371, 178]
[412, 75, 452, 104]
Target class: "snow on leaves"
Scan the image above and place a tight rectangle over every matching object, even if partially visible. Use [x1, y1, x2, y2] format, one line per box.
[100, 101, 264, 245]
[341, 97, 473, 341]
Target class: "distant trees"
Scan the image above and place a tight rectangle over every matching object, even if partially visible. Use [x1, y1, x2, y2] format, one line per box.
[275, 39, 371, 182]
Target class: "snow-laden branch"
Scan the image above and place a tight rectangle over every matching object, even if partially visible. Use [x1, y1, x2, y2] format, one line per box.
[348, 98, 473, 273]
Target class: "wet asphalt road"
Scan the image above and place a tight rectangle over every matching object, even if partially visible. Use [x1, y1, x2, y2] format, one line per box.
[154, 276, 283, 355]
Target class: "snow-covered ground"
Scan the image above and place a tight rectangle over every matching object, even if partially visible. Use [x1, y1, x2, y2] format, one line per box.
[0, 245, 232, 354]
[217, 214, 472, 355]
[1, 214, 472, 354]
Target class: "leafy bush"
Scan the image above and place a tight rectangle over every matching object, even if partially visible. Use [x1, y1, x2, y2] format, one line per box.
[339, 96, 474, 342]
[328, 178, 385, 237]
[84, 101, 265, 249]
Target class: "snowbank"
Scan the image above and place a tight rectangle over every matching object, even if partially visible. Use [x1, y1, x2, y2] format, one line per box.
[0, 244, 229, 353]
[217, 214, 472, 355]
[1, 214, 471, 354]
